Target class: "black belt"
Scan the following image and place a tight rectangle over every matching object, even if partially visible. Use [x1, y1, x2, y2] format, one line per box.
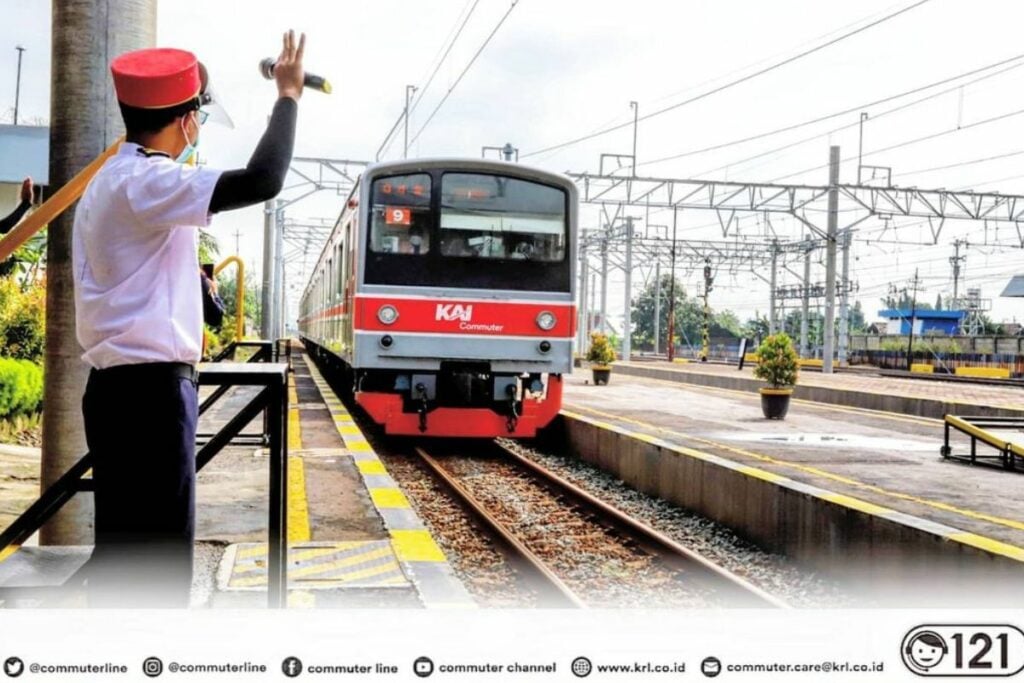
[91, 362, 199, 384]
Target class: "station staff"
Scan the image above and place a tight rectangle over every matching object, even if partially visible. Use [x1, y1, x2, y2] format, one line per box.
[73, 32, 307, 607]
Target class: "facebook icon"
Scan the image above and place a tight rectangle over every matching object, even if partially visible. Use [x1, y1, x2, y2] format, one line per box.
[282, 657, 303, 678]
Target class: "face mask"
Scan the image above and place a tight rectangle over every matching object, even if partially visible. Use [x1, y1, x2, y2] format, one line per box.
[176, 111, 198, 165]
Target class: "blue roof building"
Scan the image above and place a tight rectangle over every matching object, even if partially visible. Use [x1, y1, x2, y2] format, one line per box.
[878, 309, 965, 335]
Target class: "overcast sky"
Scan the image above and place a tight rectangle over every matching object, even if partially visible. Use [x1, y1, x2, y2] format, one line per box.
[5, 0, 1024, 331]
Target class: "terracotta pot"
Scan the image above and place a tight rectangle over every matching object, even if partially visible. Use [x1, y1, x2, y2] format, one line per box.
[759, 387, 793, 420]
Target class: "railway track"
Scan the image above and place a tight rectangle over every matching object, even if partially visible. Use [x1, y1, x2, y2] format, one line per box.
[415, 443, 787, 609]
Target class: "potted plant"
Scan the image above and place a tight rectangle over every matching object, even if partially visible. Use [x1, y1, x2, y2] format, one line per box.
[753, 332, 798, 419]
[586, 331, 617, 385]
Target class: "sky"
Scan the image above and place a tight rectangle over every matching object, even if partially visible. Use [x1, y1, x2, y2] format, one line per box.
[4, 0, 1024, 333]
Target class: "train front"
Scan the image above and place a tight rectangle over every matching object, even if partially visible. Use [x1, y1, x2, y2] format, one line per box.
[353, 160, 576, 437]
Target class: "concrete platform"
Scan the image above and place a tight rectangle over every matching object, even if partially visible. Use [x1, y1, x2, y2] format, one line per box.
[558, 372, 1024, 604]
[614, 360, 1024, 419]
[0, 346, 472, 609]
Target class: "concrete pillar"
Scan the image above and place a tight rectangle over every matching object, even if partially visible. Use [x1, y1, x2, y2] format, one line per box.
[622, 217, 633, 361]
[273, 200, 285, 339]
[653, 260, 661, 355]
[42, 0, 157, 545]
[260, 199, 275, 339]
[800, 244, 810, 358]
[838, 229, 851, 366]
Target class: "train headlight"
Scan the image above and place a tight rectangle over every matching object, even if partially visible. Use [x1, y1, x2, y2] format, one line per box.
[536, 311, 557, 331]
[377, 304, 399, 325]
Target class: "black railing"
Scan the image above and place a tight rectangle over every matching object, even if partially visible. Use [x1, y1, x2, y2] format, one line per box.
[0, 351, 290, 608]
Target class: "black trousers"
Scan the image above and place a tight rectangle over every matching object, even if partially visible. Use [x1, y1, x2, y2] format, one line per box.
[81, 363, 198, 607]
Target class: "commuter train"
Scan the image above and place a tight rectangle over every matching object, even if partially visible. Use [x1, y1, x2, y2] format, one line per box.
[298, 158, 577, 437]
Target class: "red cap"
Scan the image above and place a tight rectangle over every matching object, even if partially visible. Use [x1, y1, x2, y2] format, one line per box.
[110, 48, 201, 109]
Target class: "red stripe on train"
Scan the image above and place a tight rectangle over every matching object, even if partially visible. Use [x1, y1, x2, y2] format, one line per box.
[354, 296, 575, 337]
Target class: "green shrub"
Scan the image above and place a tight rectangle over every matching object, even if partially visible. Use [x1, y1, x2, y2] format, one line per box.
[0, 277, 46, 363]
[586, 331, 617, 366]
[753, 333, 799, 388]
[0, 358, 43, 419]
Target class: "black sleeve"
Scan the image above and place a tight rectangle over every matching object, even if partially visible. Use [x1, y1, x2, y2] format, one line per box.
[209, 97, 298, 214]
[0, 200, 31, 235]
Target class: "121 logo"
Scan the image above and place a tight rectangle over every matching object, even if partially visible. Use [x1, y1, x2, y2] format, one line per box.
[902, 625, 1024, 676]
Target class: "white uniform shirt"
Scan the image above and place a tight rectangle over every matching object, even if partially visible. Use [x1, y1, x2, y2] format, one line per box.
[73, 143, 223, 369]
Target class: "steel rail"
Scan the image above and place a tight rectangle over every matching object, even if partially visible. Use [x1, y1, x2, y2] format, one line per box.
[414, 447, 586, 608]
[493, 442, 788, 608]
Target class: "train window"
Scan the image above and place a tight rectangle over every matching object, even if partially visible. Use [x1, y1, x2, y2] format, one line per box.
[439, 173, 566, 262]
[369, 174, 432, 255]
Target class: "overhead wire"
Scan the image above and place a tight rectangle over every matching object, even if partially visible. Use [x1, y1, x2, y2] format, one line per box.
[521, 0, 933, 159]
[408, 0, 520, 147]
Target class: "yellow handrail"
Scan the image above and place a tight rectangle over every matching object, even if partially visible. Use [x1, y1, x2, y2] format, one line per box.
[0, 137, 124, 262]
[214, 255, 245, 341]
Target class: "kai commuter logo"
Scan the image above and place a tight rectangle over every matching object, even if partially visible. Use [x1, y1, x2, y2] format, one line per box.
[436, 303, 473, 322]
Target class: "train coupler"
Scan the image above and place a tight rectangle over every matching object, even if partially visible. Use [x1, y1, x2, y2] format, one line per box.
[415, 383, 429, 433]
[505, 385, 520, 433]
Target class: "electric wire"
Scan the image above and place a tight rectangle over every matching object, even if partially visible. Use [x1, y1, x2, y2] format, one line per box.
[408, 0, 520, 147]
[521, 0, 933, 159]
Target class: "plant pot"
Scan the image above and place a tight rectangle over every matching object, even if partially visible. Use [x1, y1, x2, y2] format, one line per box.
[759, 387, 793, 420]
[591, 365, 612, 386]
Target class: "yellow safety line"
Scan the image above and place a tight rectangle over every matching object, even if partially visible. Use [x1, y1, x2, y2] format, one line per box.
[624, 361, 1024, 415]
[614, 371, 940, 426]
[564, 402, 1024, 533]
[287, 456, 311, 543]
[0, 545, 17, 563]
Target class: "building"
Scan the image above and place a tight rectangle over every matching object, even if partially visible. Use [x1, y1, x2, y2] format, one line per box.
[0, 124, 48, 214]
[877, 309, 965, 335]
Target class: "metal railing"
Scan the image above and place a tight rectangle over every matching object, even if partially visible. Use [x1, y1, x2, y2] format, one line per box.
[0, 355, 291, 608]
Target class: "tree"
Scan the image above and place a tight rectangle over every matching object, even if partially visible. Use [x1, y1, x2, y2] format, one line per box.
[631, 274, 703, 352]
[742, 314, 770, 343]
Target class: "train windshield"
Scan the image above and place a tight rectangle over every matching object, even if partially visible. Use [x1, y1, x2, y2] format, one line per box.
[364, 170, 571, 292]
[439, 174, 566, 262]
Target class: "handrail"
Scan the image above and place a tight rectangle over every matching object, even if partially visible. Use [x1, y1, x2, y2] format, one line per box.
[0, 137, 124, 262]
[214, 255, 246, 341]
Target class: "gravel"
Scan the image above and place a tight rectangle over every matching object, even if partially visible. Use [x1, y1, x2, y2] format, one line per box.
[498, 439, 856, 608]
[441, 454, 717, 608]
[380, 452, 536, 608]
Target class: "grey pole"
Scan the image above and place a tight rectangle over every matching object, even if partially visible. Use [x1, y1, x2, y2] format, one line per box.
[42, 0, 157, 545]
[14, 46, 25, 125]
[857, 113, 868, 184]
[273, 199, 285, 340]
[769, 243, 778, 334]
[622, 217, 634, 361]
[837, 228, 851, 366]
[260, 199, 275, 339]
[800, 242, 810, 358]
[403, 84, 417, 159]
[590, 272, 597, 334]
[822, 146, 840, 374]
[653, 260, 661, 355]
[630, 101, 639, 176]
[823, 145, 839, 374]
[578, 243, 589, 352]
[599, 237, 609, 333]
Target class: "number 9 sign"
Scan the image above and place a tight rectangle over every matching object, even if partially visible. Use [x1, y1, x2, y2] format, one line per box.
[384, 207, 412, 226]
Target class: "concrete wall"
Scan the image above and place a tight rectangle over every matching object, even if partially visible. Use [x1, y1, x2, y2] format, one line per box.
[553, 412, 1024, 605]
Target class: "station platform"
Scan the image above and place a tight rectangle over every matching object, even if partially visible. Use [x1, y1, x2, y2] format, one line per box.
[0, 347, 472, 609]
[615, 360, 1024, 419]
[560, 371, 1024, 601]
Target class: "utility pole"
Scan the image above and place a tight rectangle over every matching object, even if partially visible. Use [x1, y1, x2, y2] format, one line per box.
[630, 101, 639, 176]
[768, 241, 778, 334]
[856, 112, 868, 184]
[701, 258, 713, 361]
[800, 242, 811, 358]
[653, 260, 661, 355]
[599, 234, 609, 333]
[822, 145, 839, 374]
[261, 199, 275, 339]
[578, 242, 589, 353]
[837, 228, 852, 366]
[622, 217, 634, 361]
[950, 238, 967, 304]
[403, 84, 417, 159]
[906, 269, 921, 372]
[13, 46, 25, 125]
[234, 228, 241, 256]
[42, 0, 157, 546]
[667, 209, 678, 361]
[273, 199, 285, 340]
